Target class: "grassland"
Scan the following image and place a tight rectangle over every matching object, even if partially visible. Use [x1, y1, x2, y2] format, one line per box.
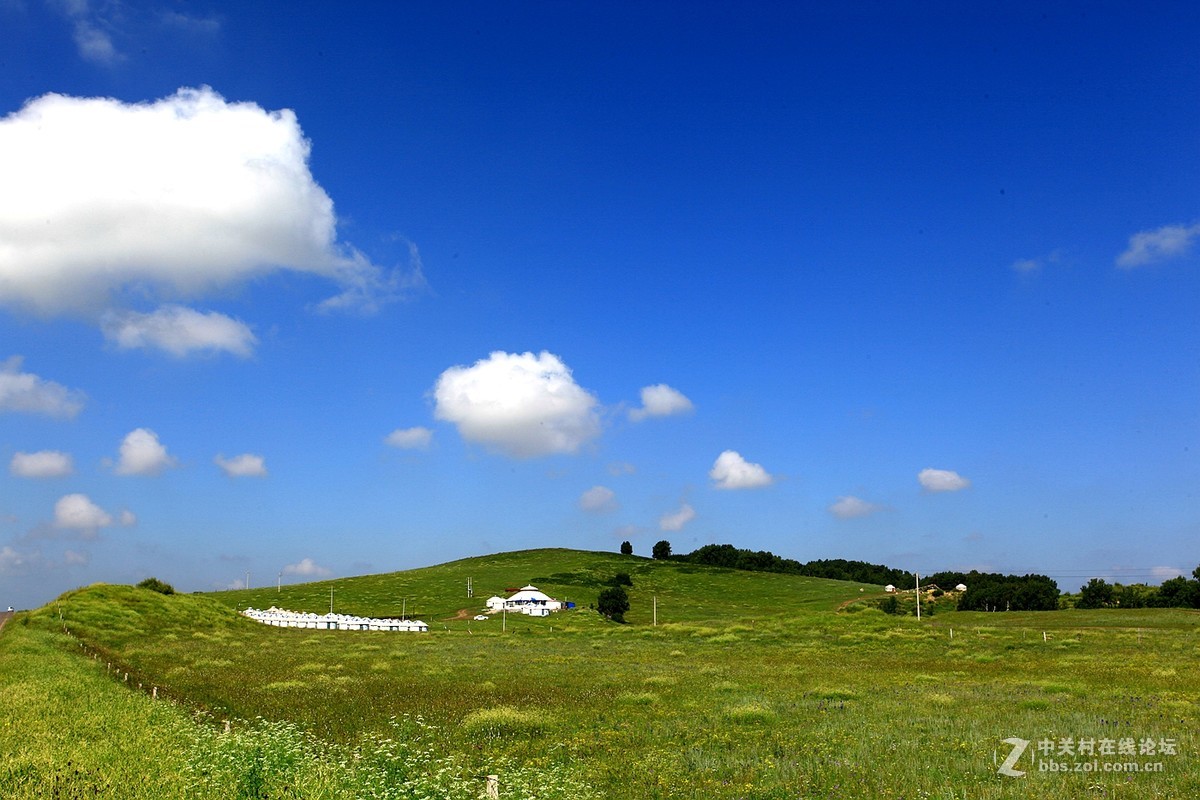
[2, 548, 1198, 799]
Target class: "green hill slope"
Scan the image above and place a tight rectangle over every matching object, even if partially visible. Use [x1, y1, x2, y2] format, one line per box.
[215, 547, 880, 626]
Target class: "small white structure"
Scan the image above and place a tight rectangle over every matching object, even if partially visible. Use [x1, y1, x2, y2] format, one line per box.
[242, 607, 427, 632]
[955, 583, 968, 592]
[490, 585, 564, 616]
[884, 584, 897, 593]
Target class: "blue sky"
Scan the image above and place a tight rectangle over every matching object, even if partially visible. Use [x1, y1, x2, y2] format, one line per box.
[1, 2, 1197, 609]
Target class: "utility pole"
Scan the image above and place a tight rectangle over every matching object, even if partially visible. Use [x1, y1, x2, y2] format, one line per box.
[329, 587, 334, 614]
[915, 572, 921, 621]
[245, 571, 250, 590]
[653, 595, 658, 626]
[277, 572, 281, 593]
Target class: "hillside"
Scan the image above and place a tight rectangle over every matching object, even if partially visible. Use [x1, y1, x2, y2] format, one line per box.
[5, 547, 1198, 799]
[214, 547, 882, 626]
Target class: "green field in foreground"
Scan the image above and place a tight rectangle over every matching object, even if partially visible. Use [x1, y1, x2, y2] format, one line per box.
[2, 549, 1198, 799]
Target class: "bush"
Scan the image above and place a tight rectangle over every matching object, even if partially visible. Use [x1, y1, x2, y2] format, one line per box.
[136, 577, 175, 595]
[597, 586, 630, 622]
[605, 572, 633, 587]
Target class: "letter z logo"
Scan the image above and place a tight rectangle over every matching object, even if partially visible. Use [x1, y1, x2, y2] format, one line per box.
[998, 737, 1030, 777]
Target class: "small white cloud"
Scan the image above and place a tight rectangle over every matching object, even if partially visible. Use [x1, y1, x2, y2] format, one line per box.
[1011, 258, 1040, 274]
[433, 350, 601, 458]
[918, 468, 971, 493]
[579, 485, 618, 513]
[64, 549, 89, 566]
[659, 503, 696, 531]
[282, 557, 332, 578]
[214, 453, 268, 478]
[709, 450, 774, 490]
[0, 545, 33, 574]
[1150, 566, 1184, 581]
[829, 495, 882, 519]
[102, 305, 257, 358]
[607, 461, 636, 476]
[385, 426, 433, 450]
[54, 493, 113, 534]
[118, 509, 137, 527]
[0, 357, 86, 418]
[10, 450, 74, 478]
[115, 428, 178, 476]
[629, 383, 694, 421]
[1117, 221, 1200, 268]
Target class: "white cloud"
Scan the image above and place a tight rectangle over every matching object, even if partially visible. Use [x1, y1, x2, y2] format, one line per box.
[1117, 221, 1200, 268]
[579, 485, 617, 513]
[433, 351, 601, 458]
[10, 450, 74, 478]
[385, 426, 433, 450]
[0, 87, 409, 316]
[0, 357, 85, 418]
[918, 467, 971, 493]
[115, 428, 178, 476]
[629, 383, 694, 421]
[214, 453, 268, 478]
[1010, 258, 1040, 274]
[659, 503, 696, 532]
[0, 545, 32, 574]
[118, 509, 137, 527]
[829, 495, 882, 519]
[102, 305, 257, 358]
[54, 493, 113, 534]
[1150, 566, 1184, 581]
[282, 557, 332, 578]
[608, 461, 636, 476]
[64, 549, 90, 566]
[709, 450, 774, 490]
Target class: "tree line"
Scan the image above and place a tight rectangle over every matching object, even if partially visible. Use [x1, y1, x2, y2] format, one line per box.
[625, 540, 1198, 613]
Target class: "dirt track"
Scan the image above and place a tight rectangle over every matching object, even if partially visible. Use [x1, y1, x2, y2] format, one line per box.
[0, 610, 13, 632]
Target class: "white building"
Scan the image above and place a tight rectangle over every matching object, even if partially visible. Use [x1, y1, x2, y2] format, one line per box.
[489, 585, 564, 615]
[955, 583, 968, 592]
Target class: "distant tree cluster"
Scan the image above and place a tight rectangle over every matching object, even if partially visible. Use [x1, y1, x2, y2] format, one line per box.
[672, 543, 910, 586]
[936, 571, 1058, 611]
[1075, 568, 1200, 609]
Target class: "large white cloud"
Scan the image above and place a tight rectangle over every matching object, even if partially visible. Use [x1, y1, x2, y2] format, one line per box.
[214, 453, 268, 478]
[0, 357, 85, 418]
[659, 503, 696, 531]
[629, 384, 694, 421]
[433, 351, 601, 458]
[1117, 221, 1200, 268]
[10, 450, 74, 478]
[0, 86, 402, 315]
[709, 450, 774, 490]
[828, 495, 881, 519]
[115, 428, 178, 476]
[102, 305, 257, 358]
[918, 467, 971, 493]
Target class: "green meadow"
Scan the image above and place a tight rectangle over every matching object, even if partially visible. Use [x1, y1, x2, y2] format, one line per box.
[2, 548, 1197, 798]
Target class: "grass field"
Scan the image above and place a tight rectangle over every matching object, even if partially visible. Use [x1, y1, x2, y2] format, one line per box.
[2, 548, 1197, 798]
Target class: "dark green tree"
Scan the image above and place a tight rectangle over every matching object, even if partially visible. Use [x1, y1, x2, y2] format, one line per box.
[652, 540, 672, 560]
[597, 586, 630, 622]
[620, 540, 633, 556]
[1077, 578, 1114, 609]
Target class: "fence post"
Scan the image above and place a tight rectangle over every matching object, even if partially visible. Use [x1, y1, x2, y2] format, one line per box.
[485, 774, 499, 799]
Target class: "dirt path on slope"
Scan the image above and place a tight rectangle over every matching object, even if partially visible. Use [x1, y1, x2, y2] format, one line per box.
[0, 611, 13, 633]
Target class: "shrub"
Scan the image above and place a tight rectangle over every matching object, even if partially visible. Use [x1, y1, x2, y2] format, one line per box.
[605, 572, 633, 587]
[136, 577, 175, 595]
[597, 586, 630, 622]
[460, 706, 550, 739]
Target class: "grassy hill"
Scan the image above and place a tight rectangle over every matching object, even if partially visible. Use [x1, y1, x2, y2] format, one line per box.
[3, 548, 1198, 799]
[215, 547, 881, 625]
